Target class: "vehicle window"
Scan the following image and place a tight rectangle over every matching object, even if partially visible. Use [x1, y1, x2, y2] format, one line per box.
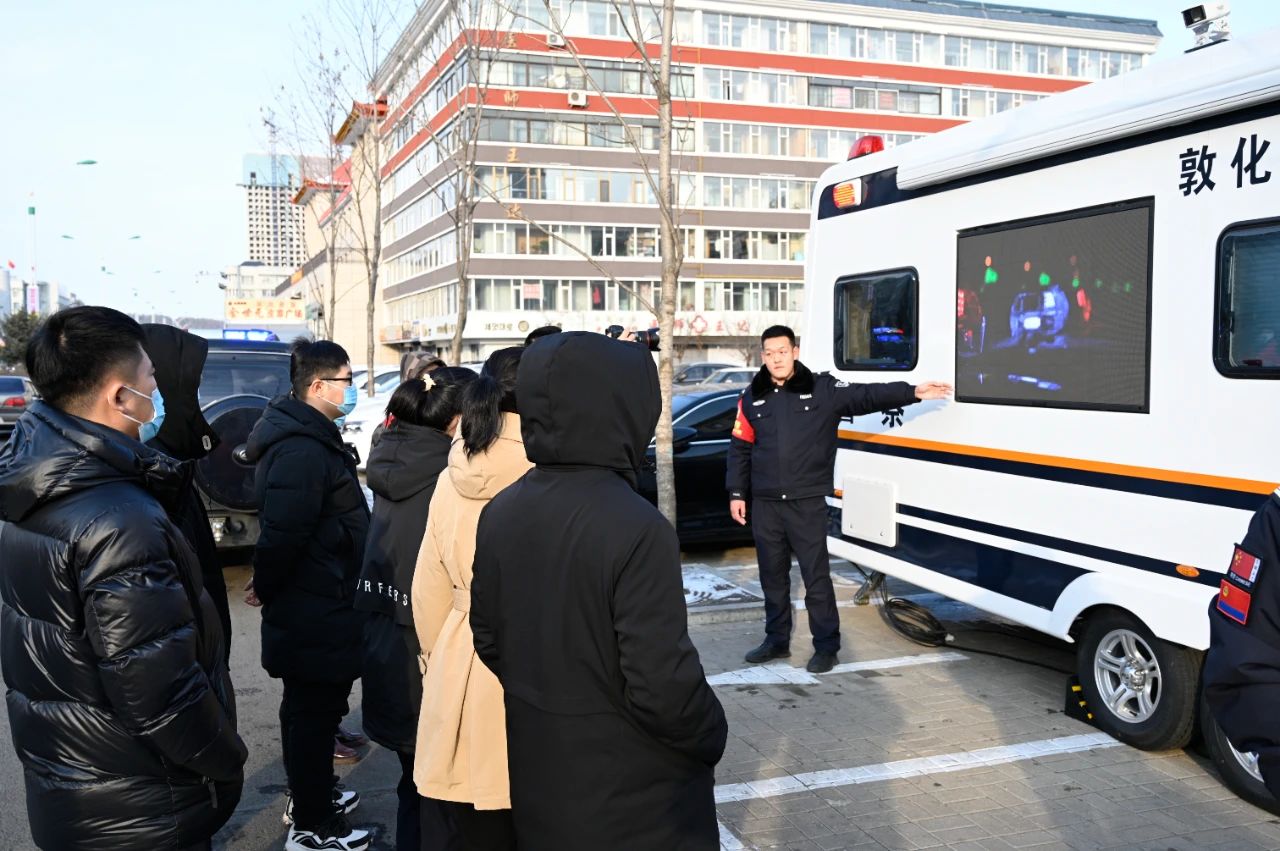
[834, 268, 918, 371]
[680, 396, 739, 439]
[1216, 219, 1280, 378]
[955, 199, 1152, 412]
[0, 377, 25, 394]
[200, 353, 293, 404]
[375, 374, 402, 393]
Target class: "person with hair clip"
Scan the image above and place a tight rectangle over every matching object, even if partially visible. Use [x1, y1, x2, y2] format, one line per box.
[412, 347, 531, 850]
[354, 367, 476, 851]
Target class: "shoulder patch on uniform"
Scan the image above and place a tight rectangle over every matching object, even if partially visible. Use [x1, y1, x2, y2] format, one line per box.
[1217, 579, 1253, 625]
[1228, 545, 1263, 589]
[752, 398, 766, 406]
[834, 381, 850, 388]
[799, 394, 813, 399]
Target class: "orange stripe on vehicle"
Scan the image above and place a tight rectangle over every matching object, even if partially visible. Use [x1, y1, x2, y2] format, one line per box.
[838, 429, 1277, 496]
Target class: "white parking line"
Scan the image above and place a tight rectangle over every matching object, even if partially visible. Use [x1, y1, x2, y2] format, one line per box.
[714, 732, 1120, 803]
[707, 651, 968, 687]
[718, 820, 750, 850]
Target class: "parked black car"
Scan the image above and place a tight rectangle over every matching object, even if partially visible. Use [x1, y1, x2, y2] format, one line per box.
[638, 386, 753, 546]
[0, 375, 35, 444]
[192, 339, 293, 553]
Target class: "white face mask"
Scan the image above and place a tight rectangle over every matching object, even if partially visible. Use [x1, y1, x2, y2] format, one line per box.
[121, 385, 165, 442]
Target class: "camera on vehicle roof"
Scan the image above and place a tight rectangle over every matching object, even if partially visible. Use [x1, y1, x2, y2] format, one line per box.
[1182, 3, 1230, 48]
[605, 324, 661, 352]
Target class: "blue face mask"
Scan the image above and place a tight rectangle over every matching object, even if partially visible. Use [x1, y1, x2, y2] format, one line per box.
[320, 381, 359, 427]
[123, 386, 165, 443]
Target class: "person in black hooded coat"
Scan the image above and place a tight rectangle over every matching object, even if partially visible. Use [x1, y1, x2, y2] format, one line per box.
[353, 367, 474, 851]
[470, 332, 728, 850]
[0, 306, 245, 851]
[141, 323, 232, 662]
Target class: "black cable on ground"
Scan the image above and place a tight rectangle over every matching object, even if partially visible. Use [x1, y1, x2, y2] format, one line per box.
[854, 566, 1075, 676]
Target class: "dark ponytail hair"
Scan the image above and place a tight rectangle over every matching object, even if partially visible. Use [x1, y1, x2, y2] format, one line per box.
[385, 366, 476, 431]
[461, 347, 523, 457]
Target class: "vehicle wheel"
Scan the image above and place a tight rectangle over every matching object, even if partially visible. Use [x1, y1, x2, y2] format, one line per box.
[1200, 691, 1280, 814]
[1075, 609, 1199, 750]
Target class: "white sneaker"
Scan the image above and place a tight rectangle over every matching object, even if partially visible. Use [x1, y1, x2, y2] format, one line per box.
[282, 786, 360, 825]
[284, 814, 370, 851]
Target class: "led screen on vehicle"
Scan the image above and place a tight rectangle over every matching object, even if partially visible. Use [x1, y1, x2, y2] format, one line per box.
[955, 201, 1152, 412]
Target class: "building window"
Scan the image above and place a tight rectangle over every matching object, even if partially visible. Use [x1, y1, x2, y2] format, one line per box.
[1215, 219, 1280, 377]
[834, 268, 918, 370]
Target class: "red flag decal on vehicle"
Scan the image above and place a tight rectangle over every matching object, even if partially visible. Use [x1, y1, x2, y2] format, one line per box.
[731, 398, 755, 444]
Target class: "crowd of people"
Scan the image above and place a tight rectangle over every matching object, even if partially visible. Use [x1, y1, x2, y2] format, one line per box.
[0, 301, 975, 851]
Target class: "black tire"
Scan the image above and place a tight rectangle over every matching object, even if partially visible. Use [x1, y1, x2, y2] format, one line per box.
[1200, 691, 1280, 814]
[1075, 609, 1199, 750]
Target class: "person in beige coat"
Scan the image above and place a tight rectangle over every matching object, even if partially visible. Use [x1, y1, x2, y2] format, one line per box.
[412, 347, 530, 850]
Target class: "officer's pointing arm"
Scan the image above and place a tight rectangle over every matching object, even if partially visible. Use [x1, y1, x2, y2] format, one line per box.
[829, 376, 919, 418]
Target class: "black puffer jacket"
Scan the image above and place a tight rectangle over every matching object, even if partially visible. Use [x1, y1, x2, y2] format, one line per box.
[0, 402, 246, 851]
[472, 333, 727, 849]
[354, 421, 453, 752]
[247, 395, 370, 683]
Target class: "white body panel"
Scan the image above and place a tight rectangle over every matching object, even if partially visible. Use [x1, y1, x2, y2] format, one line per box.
[806, 33, 1280, 651]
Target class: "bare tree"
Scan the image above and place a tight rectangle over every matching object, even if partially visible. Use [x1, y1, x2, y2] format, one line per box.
[531, 0, 686, 524]
[328, 0, 406, 396]
[274, 15, 351, 339]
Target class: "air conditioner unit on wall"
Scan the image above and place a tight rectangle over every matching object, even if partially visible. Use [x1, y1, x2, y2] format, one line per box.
[547, 33, 567, 48]
[567, 90, 589, 108]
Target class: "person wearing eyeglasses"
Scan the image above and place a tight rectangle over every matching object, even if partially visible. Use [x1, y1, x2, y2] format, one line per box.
[244, 338, 373, 851]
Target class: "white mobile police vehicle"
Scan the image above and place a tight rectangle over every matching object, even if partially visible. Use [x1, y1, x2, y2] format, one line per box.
[804, 17, 1280, 800]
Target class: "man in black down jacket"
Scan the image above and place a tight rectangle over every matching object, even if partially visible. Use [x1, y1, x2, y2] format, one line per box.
[0, 307, 246, 851]
[246, 338, 372, 851]
[141, 323, 233, 662]
[471, 332, 728, 850]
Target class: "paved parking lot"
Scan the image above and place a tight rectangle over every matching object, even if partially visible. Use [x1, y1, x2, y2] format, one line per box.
[3, 554, 1280, 850]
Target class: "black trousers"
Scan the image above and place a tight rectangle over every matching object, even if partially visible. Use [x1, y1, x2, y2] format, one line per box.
[752, 496, 840, 653]
[279, 678, 352, 830]
[437, 800, 515, 851]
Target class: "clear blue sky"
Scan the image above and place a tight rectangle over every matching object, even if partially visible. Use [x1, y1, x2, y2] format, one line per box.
[1, 1, 1277, 319]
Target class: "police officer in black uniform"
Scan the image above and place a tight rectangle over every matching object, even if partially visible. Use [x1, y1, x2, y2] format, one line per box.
[1203, 487, 1280, 796]
[726, 325, 951, 674]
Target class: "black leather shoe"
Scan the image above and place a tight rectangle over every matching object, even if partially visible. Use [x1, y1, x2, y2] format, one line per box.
[806, 651, 838, 674]
[744, 642, 790, 664]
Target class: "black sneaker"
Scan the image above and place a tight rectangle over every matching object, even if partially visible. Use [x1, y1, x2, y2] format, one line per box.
[806, 651, 838, 674]
[282, 786, 360, 825]
[285, 813, 370, 851]
[744, 641, 790, 664]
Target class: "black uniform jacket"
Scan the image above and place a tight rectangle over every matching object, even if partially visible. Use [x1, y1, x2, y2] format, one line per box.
[470, 332, 728, 850]
[246, 395, 370, 683]
[1204, 489, 1280, 796]
[0, 402, 245, 851]
[726, 362, 917, 501]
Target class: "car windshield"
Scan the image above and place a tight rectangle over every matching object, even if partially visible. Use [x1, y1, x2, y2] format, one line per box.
[199, 353, 293, 404]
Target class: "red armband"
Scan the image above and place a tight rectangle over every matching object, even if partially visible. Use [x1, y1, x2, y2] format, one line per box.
[731, 398, 755, 444]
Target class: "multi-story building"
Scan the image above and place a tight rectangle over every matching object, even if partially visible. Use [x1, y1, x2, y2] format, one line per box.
[279, 106, 398, 366]
[1, 273, 76, 317]
[241, 154, 310, 268]
[370, 0, 1160, 364]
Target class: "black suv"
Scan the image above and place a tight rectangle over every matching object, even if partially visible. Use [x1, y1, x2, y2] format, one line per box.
[193, 339, 293, 554]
